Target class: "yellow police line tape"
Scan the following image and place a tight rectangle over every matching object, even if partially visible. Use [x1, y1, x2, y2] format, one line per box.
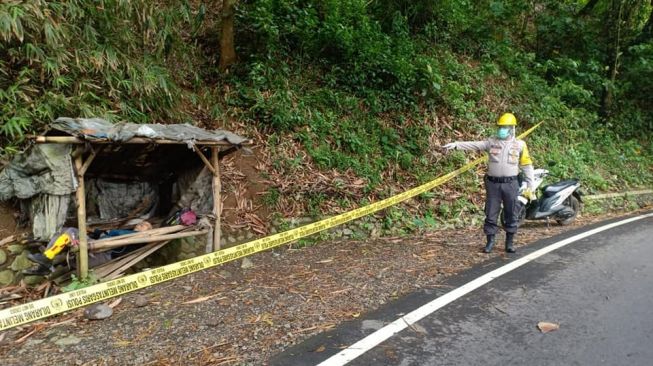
[0, 122, 542, 331]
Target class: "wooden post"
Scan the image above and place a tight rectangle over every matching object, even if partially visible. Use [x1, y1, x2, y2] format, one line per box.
[211, 147, 222, 251]
[73, 148, 89, 280]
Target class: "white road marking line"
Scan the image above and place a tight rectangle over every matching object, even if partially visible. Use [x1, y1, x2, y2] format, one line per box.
[317, 213, 653, 366]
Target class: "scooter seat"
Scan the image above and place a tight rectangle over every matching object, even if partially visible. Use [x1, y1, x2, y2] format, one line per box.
[543, 180, 578, 196]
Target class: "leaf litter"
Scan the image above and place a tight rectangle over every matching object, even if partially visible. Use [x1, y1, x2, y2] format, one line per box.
[0, 209, 647, 365]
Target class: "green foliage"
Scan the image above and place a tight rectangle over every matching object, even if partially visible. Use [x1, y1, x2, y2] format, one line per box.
[63, 272, 99, 292]
[0, 0, 197, 142]
[2, 0, 652, 214]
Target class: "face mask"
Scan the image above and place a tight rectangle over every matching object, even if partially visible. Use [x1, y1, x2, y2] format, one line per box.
[497, 127, 511, 139]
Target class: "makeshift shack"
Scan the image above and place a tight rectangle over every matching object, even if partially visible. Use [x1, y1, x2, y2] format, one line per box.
[0, 117, 250, 282]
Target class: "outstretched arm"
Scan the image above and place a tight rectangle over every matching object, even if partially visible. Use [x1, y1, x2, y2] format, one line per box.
[443, 140, 489, 152]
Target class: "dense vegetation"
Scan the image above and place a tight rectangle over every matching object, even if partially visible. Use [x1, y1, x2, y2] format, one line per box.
[1, 1, 652, 206]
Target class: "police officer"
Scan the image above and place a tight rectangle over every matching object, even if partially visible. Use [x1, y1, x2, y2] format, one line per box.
[443, 113, 535, 253]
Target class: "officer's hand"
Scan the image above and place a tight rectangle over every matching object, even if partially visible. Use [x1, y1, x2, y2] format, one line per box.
[523, 188, 536, 201]
[442, 143, 457, 153]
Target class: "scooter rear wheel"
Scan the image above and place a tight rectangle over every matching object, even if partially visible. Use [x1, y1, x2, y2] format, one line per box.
[555, 195, 580, 225]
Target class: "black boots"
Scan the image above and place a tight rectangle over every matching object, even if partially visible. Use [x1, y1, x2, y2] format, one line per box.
[483, 235, 496, 253]
[505, 233, 516, 253]
[484, 234, 516, 253]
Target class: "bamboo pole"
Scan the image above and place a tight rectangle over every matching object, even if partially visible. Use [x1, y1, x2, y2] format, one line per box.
[89, 225, 186, 245]
[79, 146, 103, 175]
[104, 241, 170, 280]
[93, 245, 154, 278]
[33, 135, 248, 146]
[193, 147, 217, 175]
[90, 229, 209, 250]
[73, 148, 89, 280]
[98, 241, 171, 281]
[211, 147, 222, 251]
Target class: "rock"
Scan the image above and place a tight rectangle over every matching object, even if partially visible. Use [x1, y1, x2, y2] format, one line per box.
[133, 295, 148, 308]
[10, 251, 33, 271]
[182, 285, 192, 291]
[0, 270, 15, 286]
[54, 335, 82, 346]
[23, 275, 45, 286]
[219, 270, 232, 279]
[83, 303, 113, 320]
[180, 237, 197, 253]
[237, 235, 245, 241]
[227, 236, 236, 243]
[220, 238, 227, 247]
[25, 339, 44, 346]
[240, 257, 254, 269]
[206, 318, 221, 327]
[7, 244, 24, 255]
[0, 249, 6, 265]
[343, 228, 353, 236]
[246, 232, 254, 239]
[361, 319, 384, 331]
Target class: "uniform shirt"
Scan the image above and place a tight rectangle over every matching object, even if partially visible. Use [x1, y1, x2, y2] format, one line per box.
[455, 136, 535, 189]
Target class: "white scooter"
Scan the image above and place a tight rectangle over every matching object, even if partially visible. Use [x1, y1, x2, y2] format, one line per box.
[505, 168, 582, 226]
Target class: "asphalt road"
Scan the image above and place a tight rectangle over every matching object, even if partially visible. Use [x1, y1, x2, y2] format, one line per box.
[272, 212, 653, 366]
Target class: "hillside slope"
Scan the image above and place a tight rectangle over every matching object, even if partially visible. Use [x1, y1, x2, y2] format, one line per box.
[1, 1, 651, 234]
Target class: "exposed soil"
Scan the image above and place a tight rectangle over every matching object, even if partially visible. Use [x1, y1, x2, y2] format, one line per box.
[0, 203, 26, 238]
[0, 207, 648, 366]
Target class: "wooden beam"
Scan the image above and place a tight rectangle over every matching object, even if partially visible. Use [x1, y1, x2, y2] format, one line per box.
[33, 135, 251, 146]
[193, 147, 217, 176]
[73, 147, 89, 280]
[212, 146, 222, 251]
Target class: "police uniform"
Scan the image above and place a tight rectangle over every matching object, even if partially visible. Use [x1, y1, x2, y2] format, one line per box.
[445, 113, 535, 253]
[455, 137, 534, 236]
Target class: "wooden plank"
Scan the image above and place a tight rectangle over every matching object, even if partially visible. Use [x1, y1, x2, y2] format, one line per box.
[33, 135, 249, 146]
[73, 148, 89, 280]
[212, 147, 222, 251]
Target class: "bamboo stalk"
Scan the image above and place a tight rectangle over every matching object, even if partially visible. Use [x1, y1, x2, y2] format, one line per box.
[74, 148, 89, 280]
[212, 146, 222, 251]
[103, 241, 170, 280]
[193, 147, 217, 175]
[93, 245, 153, 278]
[33, 135, 248, 146]
[90, 225, 186, 245]
[90, 229, 208, 250]
[79, 146, 102, 176]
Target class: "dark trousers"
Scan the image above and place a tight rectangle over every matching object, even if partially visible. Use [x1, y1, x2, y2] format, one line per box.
[484, 177, 519, 235]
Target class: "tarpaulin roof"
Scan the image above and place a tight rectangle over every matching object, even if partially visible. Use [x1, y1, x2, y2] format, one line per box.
[48, 117, 248, 145]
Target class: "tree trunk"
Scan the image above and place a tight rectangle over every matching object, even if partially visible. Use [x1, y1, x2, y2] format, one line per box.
[601, 0, 624, 118]
[633, 0, 653, 44]
[577, 0, 601, 17]
[219, 0, 237, 72]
